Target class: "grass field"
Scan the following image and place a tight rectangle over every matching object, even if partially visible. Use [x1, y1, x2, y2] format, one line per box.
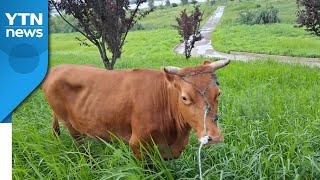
[13, 3, 320, 180]
[132, 3, 217, 30]
[211, 0, 320, 57]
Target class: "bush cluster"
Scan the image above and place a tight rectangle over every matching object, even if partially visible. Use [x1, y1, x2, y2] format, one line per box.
[131, 23, 146, 31]
[148, 0, 155, 9]
[238, 5, 280, 25]
[207, 0, 216, 6]
[191, 0, 198, 5]
[180, 0, 188, 5]
[172, 3, 178, 7]
[165, 0, 170, 7]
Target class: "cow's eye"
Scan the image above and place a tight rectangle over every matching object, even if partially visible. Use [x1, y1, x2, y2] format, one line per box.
[218, 92, 221, 96]
[182, 96, 187, 101]
[181, 96, 191, 105]
[181, 94, 192, 105]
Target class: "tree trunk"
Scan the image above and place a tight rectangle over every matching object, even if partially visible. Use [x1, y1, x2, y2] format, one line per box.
[184, 40, 190, 59]
[110, 55, 118, 70]
[96, 42, 114, 70]
[104, 60, 113, 70]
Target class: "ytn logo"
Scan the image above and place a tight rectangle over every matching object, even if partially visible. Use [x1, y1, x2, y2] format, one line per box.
[5, 13, 43, 38]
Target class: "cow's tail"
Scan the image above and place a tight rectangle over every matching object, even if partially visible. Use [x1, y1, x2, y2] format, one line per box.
[52, 113, 60, 137]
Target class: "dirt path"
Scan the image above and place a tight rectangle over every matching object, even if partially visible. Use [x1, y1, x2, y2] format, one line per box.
[173, 6, 320, 67]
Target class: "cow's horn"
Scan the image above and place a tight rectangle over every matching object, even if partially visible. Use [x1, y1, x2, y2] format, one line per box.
[210, 59, 230, 70]
[164, 66, 181, 74]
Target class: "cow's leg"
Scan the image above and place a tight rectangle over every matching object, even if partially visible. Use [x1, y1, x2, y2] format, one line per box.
[130, 139, 180, 160]
[52, 112, 60, 137]
[130, 135, 172, 160]
[169, 135, 190, 159]
[169, 144, 184, 159]
[129, 135, 171, 163]
[129, 135, 142, 159]
[60, 120, 85, 144]
[155, 145, 173, 160]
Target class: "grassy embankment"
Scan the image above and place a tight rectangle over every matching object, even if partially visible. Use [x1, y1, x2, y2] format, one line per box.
[13, 3, 320, 179]
[212, 0, 320, 57]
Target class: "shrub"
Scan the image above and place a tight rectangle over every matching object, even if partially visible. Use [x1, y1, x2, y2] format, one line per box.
[158, 4, 165, 9]
[238, 5, 280, 25]
[165, 0, 170, 7]
[207, 0, 215, 6]
[172, 3, 178, 7]
[148, 0, 154, 8]
[131, 23, 146, 31]
[191, 0, 198, 5]
[181, 0, 188, 5]
[296, 0, 320, 36]
[238, 9, 255, 24]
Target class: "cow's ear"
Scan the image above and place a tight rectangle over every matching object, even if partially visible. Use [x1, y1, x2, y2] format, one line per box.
[203, 60, 213, 65]
[161, 67, 177, 83]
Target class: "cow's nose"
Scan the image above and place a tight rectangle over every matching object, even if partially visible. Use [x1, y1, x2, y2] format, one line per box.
[212, 114, 219, 122]
[210, 132, 224, 143]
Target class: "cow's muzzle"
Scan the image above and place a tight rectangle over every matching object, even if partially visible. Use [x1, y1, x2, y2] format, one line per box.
[207, 134, 224, 144]
[198, 132, 223, 145]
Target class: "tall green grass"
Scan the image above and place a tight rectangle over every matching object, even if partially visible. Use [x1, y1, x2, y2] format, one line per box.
[212, 24, 320, 57]
[212, 0, 320, 57]
[13, 27, 320, 179]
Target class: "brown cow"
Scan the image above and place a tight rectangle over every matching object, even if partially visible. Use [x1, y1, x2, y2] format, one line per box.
[43, 60, 230, 159]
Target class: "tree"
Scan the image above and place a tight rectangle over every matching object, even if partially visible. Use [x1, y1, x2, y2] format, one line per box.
[49, 0, 153, 70]
[148, 0, 155, 8]
[191, 0, 198, 5]
[174, 5, 203, 59]
[296, 0, 320, 36]
[165, 0, 171, 7]
[180, 0, 188, 5]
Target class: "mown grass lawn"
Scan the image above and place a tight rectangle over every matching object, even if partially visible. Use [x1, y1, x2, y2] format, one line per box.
[13, 4, 320, 180]
[212, 0, 320, 57]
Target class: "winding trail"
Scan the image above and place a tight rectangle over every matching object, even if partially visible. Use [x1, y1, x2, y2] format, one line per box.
[173, 6, 320, 67]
